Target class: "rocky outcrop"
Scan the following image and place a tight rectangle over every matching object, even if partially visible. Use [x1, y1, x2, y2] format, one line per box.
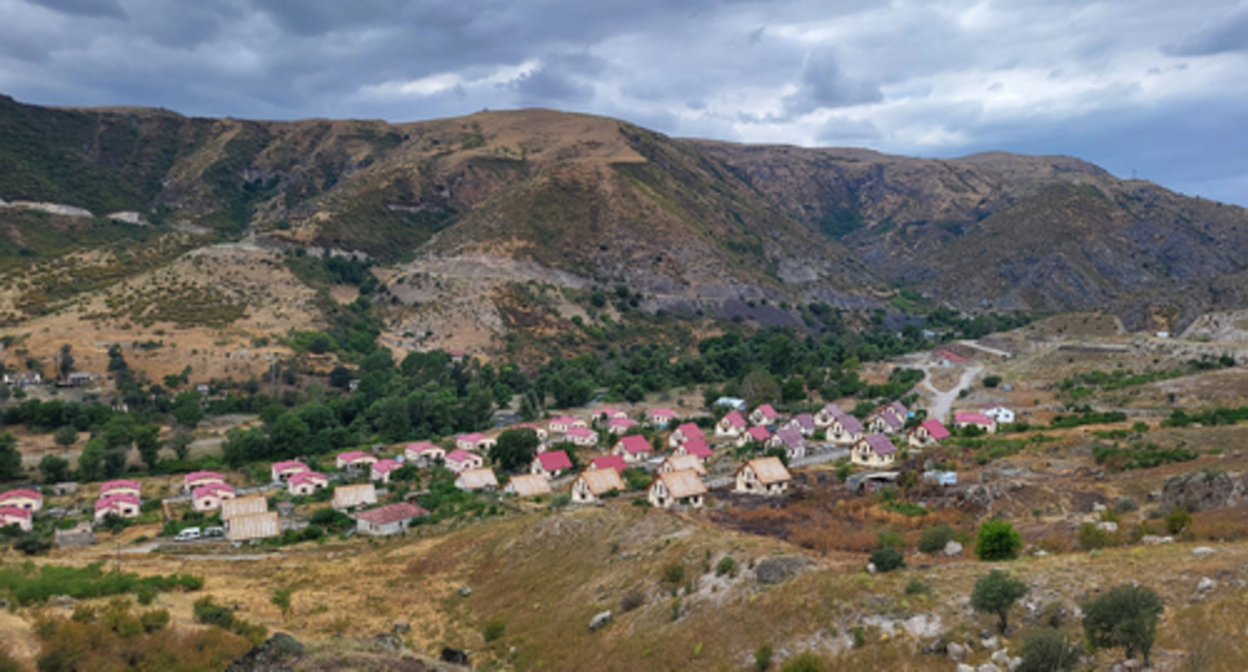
[755, 556, 815, 585]
[225, 633, 303, 672]
[1160, 470, 1245, 513]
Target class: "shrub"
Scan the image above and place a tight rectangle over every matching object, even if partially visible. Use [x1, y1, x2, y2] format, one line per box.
[918, 524, 956, 554]
[136, 587, 156, 605]
[971, 569, 1028, 633]
[1077, 523, 1119, 550]
[1164, 506, 1191, 535]
[661, 563, 685, 593]
[139, 609, 171, 633]
[619, 590, 644, 613]
[975, 520, 1022, 561]
[193, 596, 234, 628]
[869, 548, 905, 573]
[716, 556, 737, 577]
[780, 652, 825, 672]
[1017, 628, 1081, 672]
[483, 620, 505, 642]
[904, 578, 931, 596]
[1083, 583, 1164, 663]
[983, 375, 1002, 388]
[754, 643, 774, 671]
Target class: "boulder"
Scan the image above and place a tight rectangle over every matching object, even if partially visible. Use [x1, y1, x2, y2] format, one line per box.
[1095, 521, 1118, 532]
[225, 633, 304, 672]
[1197, 577, 1216, 593]
[1193, 546, 1216, 558]
[373, 634, 402, 653]
[755, 556, 814, 585]
[1140, 535, 1174, 545]
[459, 586, 473, 597]
[944, 541, 964, 557]
[976, 664, 1001, 672]
[866, 562, 877, 575]
[588, 610, 612, 632]
[947, 642, 968, 662]
[393, 621, 411, 635]
[991, 649, 1010, 665]
[981, 635, 1000, 650]
[956, 665, 974, 672]
[1160, 470, 1245, 513]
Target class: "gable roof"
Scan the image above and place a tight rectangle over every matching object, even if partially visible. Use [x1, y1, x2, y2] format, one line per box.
[889, 401, 909, 417]
[406, 442, 442, 455]
[192, 483, 235, 499]
[918, 418, 951, 440]
[721, 411, 746, 428]
[608, 417, 637, 429]
[550, 415, 580, 426]
[184, 471, 224, 485]
[504, 474, 552, 497]
[353, 502, 427, 525]
[859, 433, 898, 455]
[333, 483, 378, 507]
[754, 403, 777, 419]
[445, 449, 480, 464]
[565, 427, 596, 439]
[95, 493, 140, 510]
[100, 480, 140, 494]
[272, 460, 309, 473]
[455, 467, 499, 490]
[458, 432, 488, 443]
[774, 427, 806, 448]
[589, 455, 628, 474]
[616, 434, 651, 455]
[289, 471, 328, 487]
[652, 469, 707, 499]
[825, 405, 864, 434]
[680, 438, 713, 458]
[337, 450, 373, 462]
[789, 413, 815, 430]
[875, 412, 904, 430]
[955, 411, 994, 425]
[577, 468, 625, 494]
[746, 426, 771, 442]
[372, 458, 402, 473]
[650, 407, 676, 418]
[661, 454, 707, 475]
[535, 450, 573, 472]
[0, 506, 32, 521]
[933, 349, 972, 364]
[737, 457, 792, 484]
[675, 422, 704, 441]
[221, 495, 268, 520]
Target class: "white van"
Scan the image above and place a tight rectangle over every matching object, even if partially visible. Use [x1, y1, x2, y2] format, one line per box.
[174, 527, 202, 542]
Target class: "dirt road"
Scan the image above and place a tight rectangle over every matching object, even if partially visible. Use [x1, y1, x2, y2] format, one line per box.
[921, 364, 983, 423]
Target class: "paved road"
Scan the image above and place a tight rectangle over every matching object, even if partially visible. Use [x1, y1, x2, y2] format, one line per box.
[921, 364, 983, 424]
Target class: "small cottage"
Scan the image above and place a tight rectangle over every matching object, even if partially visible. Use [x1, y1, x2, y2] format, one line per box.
[221, 496, 268, 523]
[734, 457, 792, 496]
[405, 442, 445, 466]
[564, 426, 599, 447]
[531, 450, 573, 478]
[94, 494, 140, 523]
[571, 469, 625, 504]
[0, 487, 43, 512]
[588, 454, 627, 475]
[271, 460, 309, 483]
[737, 425, 771, 448]
[611, 434, 652, 464]
[227, 512, 280, 543]
[908, 418, 951, 447]
[353, 502, 428, 537]
[668, 422, 705, 448]
[647, 469, 707, 509]
[657, 454, 707, 476]
[333, 483, 379, 510]
[783, 413, 817, 436]
[370, 459, 402, 483]
[0, 506, 32, 532]
[100, 479, 141, 499]
[287, 471, 329, 496]
[548, 416, 586, 434]
[954, 411, 996, 434]
[821, 406, 864, 445]
[607, 417, 638, 435]
[649, 407, 677, 428]
[184, 471, 225, 493]
[192, 483, 236, 512]
[715, 411, 747, 438]
[457, 433, 497, 452]
[981, 405, 1015, 424]
[336, 450, 378, 470]
[767, 428, 807, 461]
[852, 434, 899, 468]
[673, 437, 713, 462]
[866, 410, 905, 435]
[454, 467, 499, 492]
[503, 474, 552, 498]
[445, 449, 485, 473]
[749, 403, 778, 427]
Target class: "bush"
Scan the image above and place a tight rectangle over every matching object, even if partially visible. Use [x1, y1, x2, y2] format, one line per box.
[136, 587, 156, 605]
[975, 520, 1022, 561]
[918, 524, 956, 554]
[192, 596, 234, 629]
[1164, 506, 1191, 535]
[483, 620, 505, 642]
[619, 589, 645, 613]
[971, 569, 1028, 633]
[869, 547, 905, 573]
[904, 578, 931, 596]
[983, 375, 1002, 388]
[716, 556, 737, 577]
[754, 643, 774, 671]
[1083, 583, 1164, 663]
[780, 652, 825, 672]
[139, 609, 171, 633]
[1078, 523, 1118, 550]
[1017, 628, 1081, 672]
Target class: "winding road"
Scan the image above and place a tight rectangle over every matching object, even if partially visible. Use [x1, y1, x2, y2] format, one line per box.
[920, 364, 983, 424]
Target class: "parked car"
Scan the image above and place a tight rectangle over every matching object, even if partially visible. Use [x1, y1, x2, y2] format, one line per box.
[174, 527, 202, 542]
[204, 526, 225, 538]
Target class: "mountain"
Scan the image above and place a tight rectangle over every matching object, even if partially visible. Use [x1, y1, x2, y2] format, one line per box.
[3, 94, 1248, 332]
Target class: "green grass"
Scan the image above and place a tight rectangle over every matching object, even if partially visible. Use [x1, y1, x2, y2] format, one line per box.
[0, 561, 203, 605]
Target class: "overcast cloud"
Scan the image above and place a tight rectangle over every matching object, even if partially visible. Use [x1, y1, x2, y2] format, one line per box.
[1, 0, 1245, 205]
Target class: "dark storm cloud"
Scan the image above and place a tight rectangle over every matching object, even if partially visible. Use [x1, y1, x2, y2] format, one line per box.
[0, 0, 1243, 204]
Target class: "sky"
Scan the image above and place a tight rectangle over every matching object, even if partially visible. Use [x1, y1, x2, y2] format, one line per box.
[1, 0, 1246, 205]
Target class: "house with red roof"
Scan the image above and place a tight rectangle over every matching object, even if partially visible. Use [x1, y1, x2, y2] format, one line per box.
[736, 425, 771, 448]
[668, 422, 704, 448]
[0, 488, 43, 512]
[564, 426, 599, 447]
[405, 442, 446, 466]
[530, 450, 573, 479]
[94, 493, 140, 523]
[512, 423, 549, 441]
[607, 417, 638, 435]
[954, 411, 996, 434]
[336, 450, 378, 470]
[271, 460, 309, 483]
[852, 434, 899, 468]
[908, 418, 951, 447]
[934, 349, 972, 366]
[548, 416, 586, 433]
[588, 454, 627, 475]
[648, 407, 677, 427]
[445, 449, 485, 473]
[100, 480, 141, 498]
[749, 404, 779, 426]
[184, 471, 225, 493]
[287, 471, 329, 496]
[353, 502, 428, 537]
[715, 411, 747, 438]
[371, 459, 402, 484]
[0, 506, 32, 532]
[456, 433, 497, 452]
[611, 435, 653, 464]
[192, 483, 236, 512]
[674, 437, 713, 462]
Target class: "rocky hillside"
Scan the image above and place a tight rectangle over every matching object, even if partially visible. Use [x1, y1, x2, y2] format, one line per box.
[4, 94, 1248, 329]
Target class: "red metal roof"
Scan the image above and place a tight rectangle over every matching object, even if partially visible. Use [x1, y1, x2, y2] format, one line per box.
[536, 450, 573, 471]
[617, 435, 651, 455]
[675, 423, 704, 440]
[353, 502, 428, 525]
[920, 418, 951, 440]
[0, 488, 42, 501]
[0, 506, 32, 520]
[590, 455, 627, 474]
[680, 438, 713, 458]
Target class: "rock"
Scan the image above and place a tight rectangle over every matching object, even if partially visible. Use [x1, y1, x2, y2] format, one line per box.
[944, 541, 964, 557]
[440, 648, 469, 665]
[1193, 546, 1216, 558]
[374, 634, 402, 653]
[459, 586, 473, 597]
[394, 621, 410, 635]
[49, 595, 76, 609]
[976, 664, 1002, 672]
[225, 633, 304, 672]
[588, 610, 612, 632]
[991, 649, 1010, 665]
[981, 635, 1000, 650]
[1122, 659, 1143, 669]
[1141, 535, 1174, 545]
[1095, 521, 1118, 532]
[957, 666, 974, 672]
[1161, 470, 1246, 514]
[1093, 502, 1107, 513]
[947, 642, 968, 662]
[1197, 577, 1216, 592]
[755, 556, 815, 585]
[867, 562, 877, 574]
[1034, 549, 1048, 557]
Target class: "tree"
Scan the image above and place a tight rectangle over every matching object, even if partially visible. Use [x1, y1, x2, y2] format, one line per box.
[172, 392, 204, 428]
[134, 424, 162, 470]
[0, 432, 23, 481]
[971, 570, 1028, 634]
[869, 547, 905, 573]
[491, 428, 540, 473]
[975, 520, 1022, 561]
[39, 454, 70, 483]
[741, 368, 780, 408]
[983, 375, 1002, 388]
[268, 413, 310, 460]
[59, 344, 74, 380]
[780, 376, 807, 403]
[102, 447, 128, 479]
[1017, 629, 1081, 672]
[1082, 583, 1164, 663]
[328, 366, 354, 389]
[271, 587, 295, 622]
[78, 437, 106, 481]
[54, 425, 78, 451]
[168, 432, 194, 461]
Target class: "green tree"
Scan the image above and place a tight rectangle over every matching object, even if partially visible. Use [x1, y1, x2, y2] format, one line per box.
[268, 413, 310, 460]
[271, 586, 295, 622]
[54, 425, 79, 451]
[1082, 583, 1164, 663]
[39, 454, 70, 483]
[983, 375, 1002, 388]
[100, 414, 136, 450]
[491, 428, 540, 473]
[781, 376, 807, 403]
[58, 344, 74, 380]
[0, 432, 23, 481]
[869, 547, 906, 573]
[971, 570, 1029, 634]
[172, 392, 204, 428]
[1017, 629, 1082, 672]
[167, 432, 194, 461]
[78, 437, 106, 481]
[134, 424, 162, 470]
[975, 520, 1022, 561]
[741, 368, 780, 408]
[102, 447, 128, 479]
[328, 366, 354, 389]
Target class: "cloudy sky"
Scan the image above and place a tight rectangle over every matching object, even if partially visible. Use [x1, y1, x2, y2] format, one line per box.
[2, 0, 1247, 204]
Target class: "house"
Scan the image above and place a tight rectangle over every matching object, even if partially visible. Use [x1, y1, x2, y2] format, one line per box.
[657, 454, 707, 476]
[453, 468, 499, 492]
[287, 471, 329, 496]
[192, 483, 236, 512]
[548, 416, 586, 434]
[607, 417, 638, 435]
[64, 371, 94, 387]
[221, 496, 268, 523]
[100, 479, 141, 499]
[821, 406, 864, 445]
[981, 404, 1016, 424]
[611, 435, 653, 464]
[94, 494, 140, 523]
[353, 502, 428, 537]
[0, 506, 32, 532]
[954, 411, 996, 434]
[0, 488, 43, 512]
[852, 434, 899, 468]
[271, 460, 310, 483]
[371, 459, 402, 483]
[3, 372, 41, 386]
[866, 408, 905, 434]
[405, 442, 446, 466]
[592, 408, 620, 423]
[571, 469, 625, 504]
[444, 449, 485, 473]
[649, 408, 677, 427]
[934, 349, 972, 366]
[54, 521, 95, 547]
[713, 397, 747, 411]
[783, 413, 817, 437]
[737, 425, 771, 448]
[588, 454, 628, 475]
[448, 349, 468, 363]
[885, 401, 909, 425]
[715, 411, 747, 437]
[647, 469, 707, 509]
[734, 457, 792, 496]
[564, 427, 599, 447]
[512, 423, 549, 441]
[531, 450, 573, 478]
[227, 512, 280, 543]
[749, 404, 779, 426]
[669, 422, 705, 448]
[456, 433, 497, 452]
[767, 428, 807, 461]
[503, 474, 552, 498]
[813, 403, 844, 429]
[184, 471, 225, 493]
[908, 418, 951, 447]
[333, 483, 379, 510]
[673, 437, 713, 462]
[336, 450, 378, 470]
